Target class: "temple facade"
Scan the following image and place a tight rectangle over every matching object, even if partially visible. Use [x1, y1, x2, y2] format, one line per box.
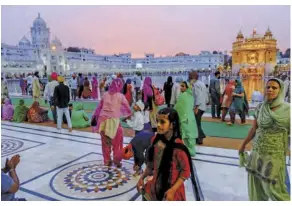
[232, 28, 277, 100]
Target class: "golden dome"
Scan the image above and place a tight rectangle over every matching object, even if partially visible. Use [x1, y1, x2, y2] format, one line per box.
[264, 27, 273, 37]
[236, 29, 244, 39]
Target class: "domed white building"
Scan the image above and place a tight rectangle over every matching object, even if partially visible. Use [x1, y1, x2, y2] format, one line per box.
[1, 13, 226, 76]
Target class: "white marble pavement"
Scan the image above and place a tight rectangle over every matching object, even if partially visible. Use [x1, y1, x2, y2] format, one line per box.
[1, 121, 290, 201]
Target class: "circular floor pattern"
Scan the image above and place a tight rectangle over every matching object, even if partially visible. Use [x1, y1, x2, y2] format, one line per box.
[1, 139, 24, 155]
[50, 160, 137, 200]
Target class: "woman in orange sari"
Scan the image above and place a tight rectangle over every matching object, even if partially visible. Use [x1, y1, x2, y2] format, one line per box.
[27, 101, 49, 123]
[123, 79, 133, 106]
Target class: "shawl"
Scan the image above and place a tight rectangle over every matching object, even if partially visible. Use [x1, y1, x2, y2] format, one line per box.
[148, 134, 201, 201]
[13, 99, 29, 122]
[174, 87, 195, 123]
[257, 78, 290, 131]
[224, 80, 235, 97]
[142, 77, 153, 102]
[108, 78, 123, 93]
[31, 101, 41, 114]
[2, 98, 14, 120]
[92, 76, 98, 86]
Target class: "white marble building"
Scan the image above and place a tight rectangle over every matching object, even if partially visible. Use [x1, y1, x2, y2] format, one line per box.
[1, 13, 225, 76]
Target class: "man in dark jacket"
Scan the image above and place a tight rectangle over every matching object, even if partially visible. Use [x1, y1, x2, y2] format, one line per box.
[53, 76, 72, 132]
[209, 71, 221, 118]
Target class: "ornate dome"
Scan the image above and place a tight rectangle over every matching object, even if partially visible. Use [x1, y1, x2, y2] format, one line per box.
[19, 36, 31, 44]
[236, 29, 244, 39]
[33, 13, 47, 28]
[264, 26, 273, 37]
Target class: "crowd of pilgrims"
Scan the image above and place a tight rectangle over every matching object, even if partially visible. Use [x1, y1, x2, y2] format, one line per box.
[1, 70, 290, 201]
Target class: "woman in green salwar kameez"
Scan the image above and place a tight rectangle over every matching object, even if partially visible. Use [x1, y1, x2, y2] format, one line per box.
[13, 99, 29, 123]
[71, 103, 90, 128]
[174, 81, 198, 157]
[239, 78, 290, 201]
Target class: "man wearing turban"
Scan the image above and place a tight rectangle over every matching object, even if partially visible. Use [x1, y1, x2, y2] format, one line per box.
[53, 76, 72, 132]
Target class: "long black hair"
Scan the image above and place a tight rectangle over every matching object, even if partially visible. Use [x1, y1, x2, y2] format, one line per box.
[147, 108, 201, 201]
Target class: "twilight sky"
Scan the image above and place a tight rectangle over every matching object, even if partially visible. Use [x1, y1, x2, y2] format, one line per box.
[1, 5, 290, 57]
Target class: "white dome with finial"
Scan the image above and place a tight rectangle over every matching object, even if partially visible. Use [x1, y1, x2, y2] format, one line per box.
[33, 13, 47, 28]
[18, 35, 31, 47]
[19, 36, 31, 44]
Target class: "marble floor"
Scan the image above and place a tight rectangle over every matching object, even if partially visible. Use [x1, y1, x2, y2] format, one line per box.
[1, 121, 290, 201]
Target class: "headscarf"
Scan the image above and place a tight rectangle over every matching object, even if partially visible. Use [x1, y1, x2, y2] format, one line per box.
[175, 76, 184, 83]
[31, 101, 41, 113]
[126, 78, 131, 84]
[224, 79, 235, 96]
[258, 78, 290, 131]
[234, 79, 244, 96]
[123, 79, 132, 94]
[4, 98, 11, 106]
[142, 77, 153, 102]
[108, 78, 123, 93]
[166, 76, 173, 84]
[92, 76, 97, 85]
[165, 76, 173, 89]
[2, 98, 14, 120]
[13, 99, 29, 122]
[75, 103, 83, 111]
[234, 79, 249, 114]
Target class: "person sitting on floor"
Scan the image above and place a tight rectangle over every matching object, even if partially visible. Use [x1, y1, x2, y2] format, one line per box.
[123, 100, 145, 135]
[2, 98, 14, 121]
[71, 103, 90, 128]
[1, 154, 26, 201]
[13, 99, 29, 123]
[63, 103, 73, 124]
[27, 101, 49, 123]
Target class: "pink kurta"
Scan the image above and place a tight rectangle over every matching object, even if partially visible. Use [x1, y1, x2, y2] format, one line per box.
[91, 78, 98, 100]
[92, 91, 132, 165]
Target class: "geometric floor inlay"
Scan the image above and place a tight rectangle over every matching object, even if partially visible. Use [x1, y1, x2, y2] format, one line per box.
[1, 139, 24, 155]
[50, 160, 137, 200]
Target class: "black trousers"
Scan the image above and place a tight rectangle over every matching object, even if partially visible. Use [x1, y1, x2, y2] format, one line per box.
[211, 94, 221, 118]
[195, 109, 206, 140]
[78, 85, 84, 98]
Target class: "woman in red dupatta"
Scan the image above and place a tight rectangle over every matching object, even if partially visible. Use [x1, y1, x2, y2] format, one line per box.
[136, 108, 201, 201]
[221, 79, 235, 122]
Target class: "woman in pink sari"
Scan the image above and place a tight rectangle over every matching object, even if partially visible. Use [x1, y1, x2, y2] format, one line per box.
[92, 78, 132, 167]
[91, 76, 99, 100]
[2, 98, 14, 121]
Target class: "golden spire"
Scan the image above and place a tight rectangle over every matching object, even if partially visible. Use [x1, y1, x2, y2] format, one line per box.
[236, 28, 244, 39]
